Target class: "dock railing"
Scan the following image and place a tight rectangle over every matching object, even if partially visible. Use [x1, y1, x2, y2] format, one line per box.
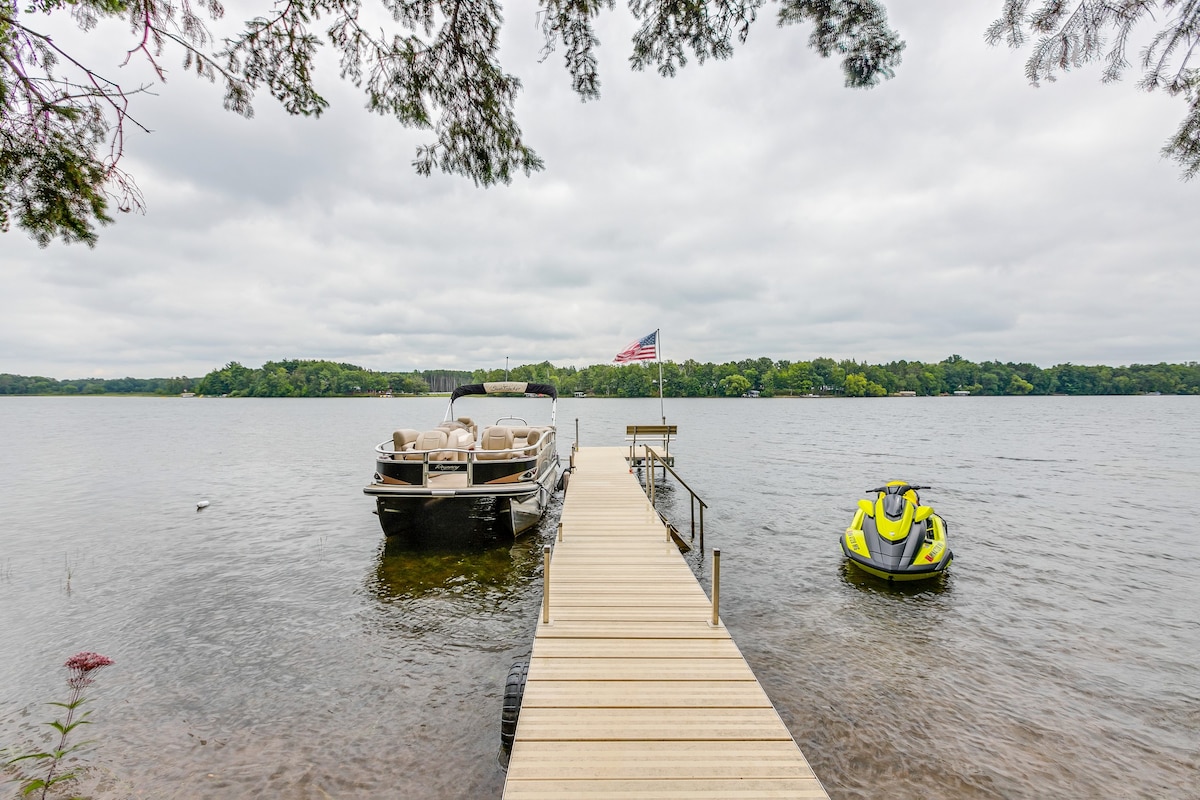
[644, 445, 708, 550]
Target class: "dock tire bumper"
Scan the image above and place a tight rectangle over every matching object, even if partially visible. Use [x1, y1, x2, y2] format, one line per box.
[500, 659, 529, 752]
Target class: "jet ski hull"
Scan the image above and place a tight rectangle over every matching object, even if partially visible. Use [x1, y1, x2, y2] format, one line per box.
[840, 482, 953, 582]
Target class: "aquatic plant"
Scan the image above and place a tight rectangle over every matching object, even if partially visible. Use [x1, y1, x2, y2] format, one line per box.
[5, 651, 113, 799]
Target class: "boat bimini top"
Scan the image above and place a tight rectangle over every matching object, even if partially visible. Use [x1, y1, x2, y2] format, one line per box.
[445, 382, 558, 427]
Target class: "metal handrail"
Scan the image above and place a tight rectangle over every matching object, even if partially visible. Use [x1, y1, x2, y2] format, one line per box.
[643, 445, 708, 548]
[375, 432, 557, 488]
[375, 431, 556, 460]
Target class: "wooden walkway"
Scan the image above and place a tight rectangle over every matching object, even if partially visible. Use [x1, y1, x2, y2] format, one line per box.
[502, 447, 829, 799]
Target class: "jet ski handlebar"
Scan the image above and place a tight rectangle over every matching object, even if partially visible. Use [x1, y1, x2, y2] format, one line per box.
[865, 484, 931, 494]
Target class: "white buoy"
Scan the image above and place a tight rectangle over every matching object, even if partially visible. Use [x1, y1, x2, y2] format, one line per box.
[196, 500, 210, 511]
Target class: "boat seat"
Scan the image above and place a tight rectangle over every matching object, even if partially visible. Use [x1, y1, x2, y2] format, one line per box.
[408, 429, 451, 461]
[442, 427, 475, 460]
[478, 427, 514, 460]
[455, 417, 478, 438]
[524, 428, 541, 455]
[392, 429, 420, 458]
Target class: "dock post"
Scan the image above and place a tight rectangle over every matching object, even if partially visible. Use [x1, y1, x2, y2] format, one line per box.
[648, 452, 655, 507]
[557, 522, 563, 542]
[542, 544, 552, 624]
[699, 503, 705, 552]
[711, 548, 721, 626]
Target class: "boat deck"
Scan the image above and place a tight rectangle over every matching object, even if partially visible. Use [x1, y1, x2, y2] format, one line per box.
[502, 446, 828, 799]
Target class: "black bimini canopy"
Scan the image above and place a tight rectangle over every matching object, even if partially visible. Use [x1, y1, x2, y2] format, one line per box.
[450, 382, 558, 401]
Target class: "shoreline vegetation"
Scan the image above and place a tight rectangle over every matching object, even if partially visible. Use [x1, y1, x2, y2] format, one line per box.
[2, 356, 1198, 398]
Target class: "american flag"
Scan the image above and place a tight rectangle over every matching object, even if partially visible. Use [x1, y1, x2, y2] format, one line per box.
[613, 331, 658, 363]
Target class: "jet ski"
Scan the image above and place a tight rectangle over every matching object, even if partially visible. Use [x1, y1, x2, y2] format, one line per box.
[840, 481, 952, 582]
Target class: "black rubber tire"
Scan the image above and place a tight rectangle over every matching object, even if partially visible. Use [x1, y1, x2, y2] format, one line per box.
[500, 660, 529, 751]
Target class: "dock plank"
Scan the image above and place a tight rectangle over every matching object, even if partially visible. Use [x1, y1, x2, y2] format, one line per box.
[502, 446, 829, 800]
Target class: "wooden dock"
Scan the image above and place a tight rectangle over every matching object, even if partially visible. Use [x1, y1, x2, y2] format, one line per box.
[502, 446, 829, 799]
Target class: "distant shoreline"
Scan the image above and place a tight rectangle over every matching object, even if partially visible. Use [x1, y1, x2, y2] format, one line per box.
[4, 356, 1198, 398]
[0, 392, 1185, 399]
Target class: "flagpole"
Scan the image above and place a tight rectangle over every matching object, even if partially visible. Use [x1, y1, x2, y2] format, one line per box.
[657, 328, 665, 425]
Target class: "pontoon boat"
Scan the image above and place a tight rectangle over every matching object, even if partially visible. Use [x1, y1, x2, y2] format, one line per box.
[364, 382, 561, 537]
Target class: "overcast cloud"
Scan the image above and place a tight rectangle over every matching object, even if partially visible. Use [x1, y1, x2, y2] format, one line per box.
[2, 2, 1197, 379]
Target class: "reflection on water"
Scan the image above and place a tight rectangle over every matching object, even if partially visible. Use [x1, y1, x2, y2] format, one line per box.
[837, 561, 954, 597]
[371, 537, 528, 602]
[1, 397, 1198, 799]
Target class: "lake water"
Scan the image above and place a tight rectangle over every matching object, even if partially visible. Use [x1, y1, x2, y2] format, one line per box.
[1, 395, 1197, 799]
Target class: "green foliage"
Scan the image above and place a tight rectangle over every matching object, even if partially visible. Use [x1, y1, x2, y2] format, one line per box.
[2, 0, 904, 245]
[719, 373, 752, 396]
[777, 0, 905, 87]
[6, 651, 112, 800]
[844, 372, 886, 396]
[988, 0, 1200, 179]
[7, 357, 1200, 399]
[0, 128, 114, 247]
[191, 359, 452, 397]
[0, 373, 194, 395]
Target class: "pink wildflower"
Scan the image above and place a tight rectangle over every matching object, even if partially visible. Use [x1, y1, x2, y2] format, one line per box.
[64, 651, 113, 689]
[64, 651, 114, 672]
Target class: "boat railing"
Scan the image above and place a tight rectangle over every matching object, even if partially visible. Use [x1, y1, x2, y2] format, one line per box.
[374, 430, 557, 487]
[373, 430, 556, 460]
[643, 445, 708, 549]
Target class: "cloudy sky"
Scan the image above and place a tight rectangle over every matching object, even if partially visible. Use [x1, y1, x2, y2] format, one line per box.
[3, 1, 1198, 379]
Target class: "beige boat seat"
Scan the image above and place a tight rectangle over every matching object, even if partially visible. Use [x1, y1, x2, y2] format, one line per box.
[478, 426, 514, 460]
[392, 429, 420, 458]
[408, 429, 450, 461]
[524, 428, 541, 455]
[441, 427, 475, 461]
[435, 422, 466, 460]
[455, 417, 478, 438]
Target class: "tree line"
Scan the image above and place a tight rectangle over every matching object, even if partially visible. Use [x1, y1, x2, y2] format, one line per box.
[483, 356, 1200, 397]
[0, 361, 469, 397]
[4, 356, 1197, 397]
[0, 373, 195, 396]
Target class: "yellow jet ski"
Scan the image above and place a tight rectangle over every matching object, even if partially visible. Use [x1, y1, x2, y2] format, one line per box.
[841, 481, 953, 582]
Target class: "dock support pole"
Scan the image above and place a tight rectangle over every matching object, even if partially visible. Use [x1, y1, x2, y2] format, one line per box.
[648, 452, 655, 508]
[711, 548, 721, 626]
[557, 522, 563, 543]
[542, 544, 552, 624]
